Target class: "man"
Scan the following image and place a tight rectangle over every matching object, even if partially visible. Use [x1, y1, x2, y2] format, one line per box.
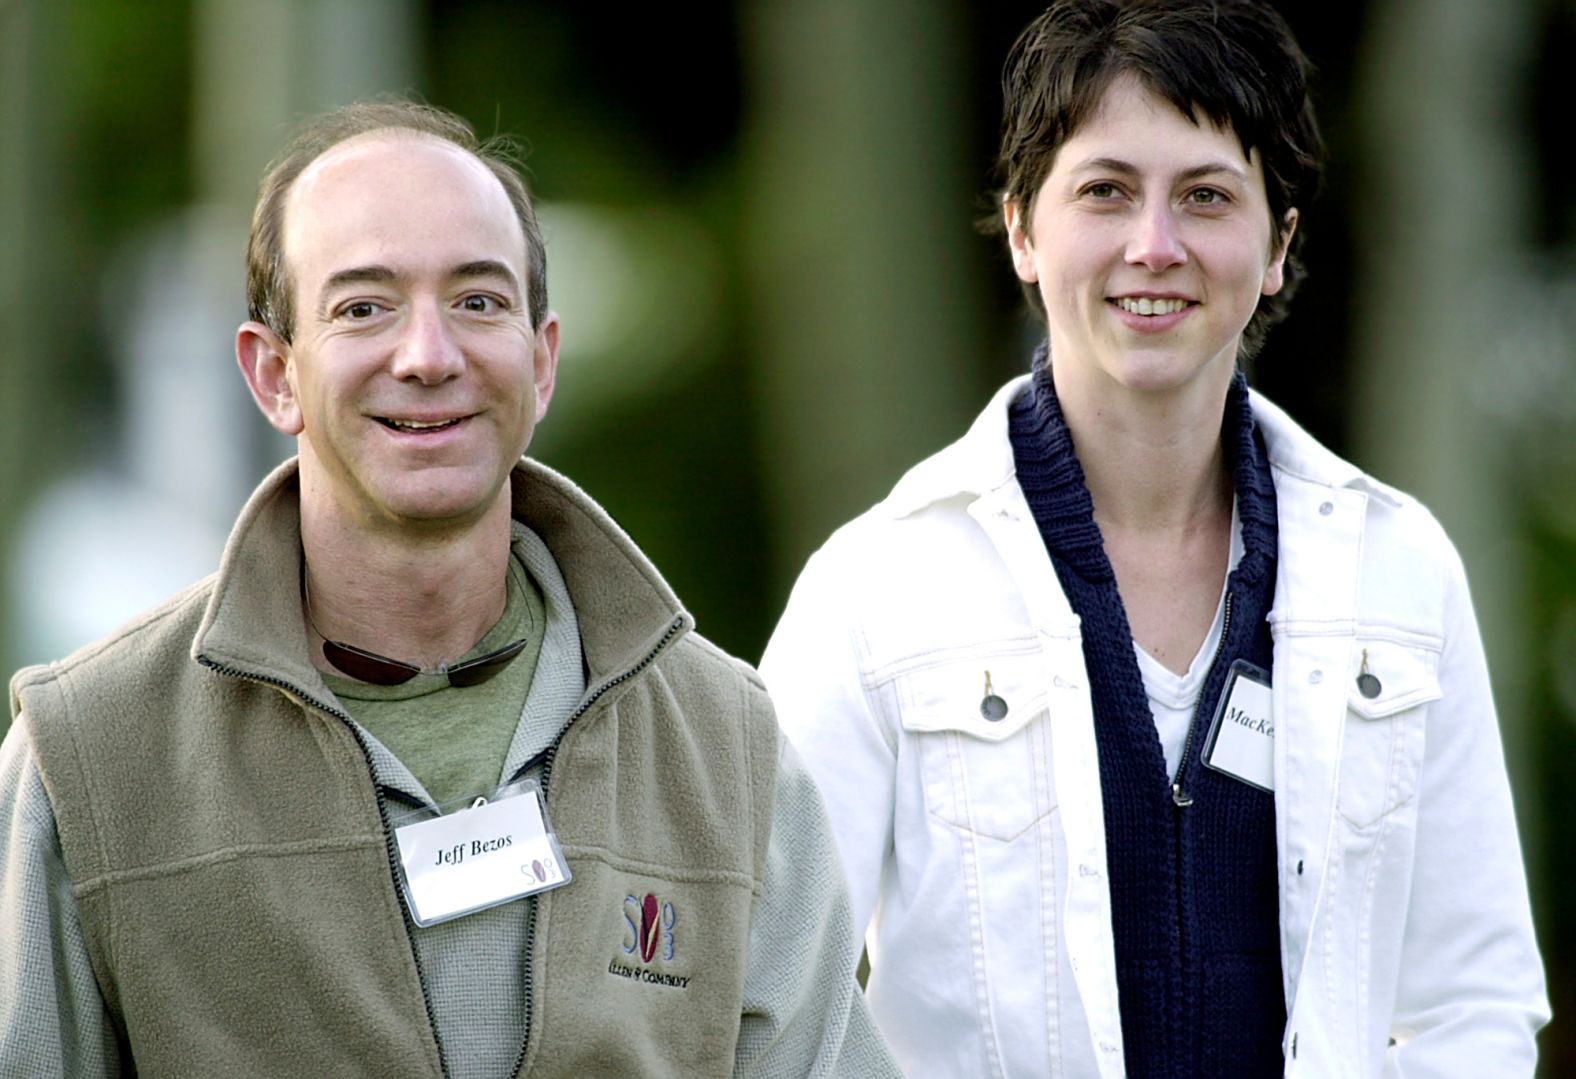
[761, 1, 1547, 1076]
[0, 102, 898, 1078]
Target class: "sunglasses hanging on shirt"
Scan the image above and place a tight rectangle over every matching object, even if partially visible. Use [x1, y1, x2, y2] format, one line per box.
[301, 573, 527, 687]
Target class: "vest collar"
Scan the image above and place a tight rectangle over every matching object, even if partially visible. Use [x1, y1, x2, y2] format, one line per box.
[193, 458, 693, 706]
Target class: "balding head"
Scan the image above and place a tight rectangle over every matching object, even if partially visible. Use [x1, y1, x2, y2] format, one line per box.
[245, 101, 548, 344]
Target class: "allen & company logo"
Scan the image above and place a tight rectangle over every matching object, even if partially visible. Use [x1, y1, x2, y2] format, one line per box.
[608, 892, 690, 990]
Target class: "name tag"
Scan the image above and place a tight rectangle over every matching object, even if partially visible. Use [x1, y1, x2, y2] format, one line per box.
[1201, 661, 1274, 792]
[392, 782, 570, 927]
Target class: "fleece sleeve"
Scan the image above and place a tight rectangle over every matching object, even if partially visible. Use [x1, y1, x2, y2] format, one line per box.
[732, 735, 901, 1079]
[0, 717, 120, 1078]
[759, 546, 897, 941]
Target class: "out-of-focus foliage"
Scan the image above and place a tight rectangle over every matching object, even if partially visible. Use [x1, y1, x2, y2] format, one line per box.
[1, 0, 1570, 1071]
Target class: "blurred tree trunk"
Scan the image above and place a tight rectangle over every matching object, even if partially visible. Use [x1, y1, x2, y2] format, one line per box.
[0, 0, 67, 714]
[188, 0, 420, 477]
[194, 0, 419, 208]
[1350, 0, 1541, 899]
[743, 0, 984, 599]
[0, 0, 419, 710]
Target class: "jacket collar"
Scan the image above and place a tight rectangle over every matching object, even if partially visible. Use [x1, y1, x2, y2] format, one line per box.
[882, 377, 1026, 517]
[1248, 392, 1402, 508]
[193, 458, 693, 702]
[881, 372, 1401, 519]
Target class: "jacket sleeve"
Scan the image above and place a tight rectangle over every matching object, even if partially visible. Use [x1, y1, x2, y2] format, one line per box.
[0, 717, 121, 1078]
[1384, 548, 1549, 1074]
[732, 734, 901, 1078]
[758, 548, 897, 939]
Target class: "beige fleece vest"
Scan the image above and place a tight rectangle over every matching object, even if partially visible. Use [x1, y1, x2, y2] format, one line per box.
[14, 465, 779, 1079]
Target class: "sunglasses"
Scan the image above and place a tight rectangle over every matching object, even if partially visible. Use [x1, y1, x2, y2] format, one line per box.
[320, 635, 529, 688]
[303, 570, 527, 687]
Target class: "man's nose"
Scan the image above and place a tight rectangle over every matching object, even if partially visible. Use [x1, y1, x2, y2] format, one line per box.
[391, 301, 464, 384]
[1125, 203, 1188, 272]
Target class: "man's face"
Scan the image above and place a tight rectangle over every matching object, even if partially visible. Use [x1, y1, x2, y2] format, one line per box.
[1006, 76, 1293, 402]
[262, 133, 556, 533]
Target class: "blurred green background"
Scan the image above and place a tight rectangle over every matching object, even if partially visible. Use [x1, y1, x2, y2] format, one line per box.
[2, 0, 1572, 1067]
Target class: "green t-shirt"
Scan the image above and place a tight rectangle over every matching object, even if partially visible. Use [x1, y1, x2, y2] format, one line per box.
[323, 553, 546, 807]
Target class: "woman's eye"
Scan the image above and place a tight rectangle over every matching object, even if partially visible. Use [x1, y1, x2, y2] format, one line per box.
[1189, 188, 1226, 205]
[1086, 182, 1119, 199]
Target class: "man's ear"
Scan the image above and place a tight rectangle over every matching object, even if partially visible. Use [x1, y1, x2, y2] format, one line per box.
[236, 321, 304, 436]
[1004, 196, 1039, 284]
[531, 312, 561, 423]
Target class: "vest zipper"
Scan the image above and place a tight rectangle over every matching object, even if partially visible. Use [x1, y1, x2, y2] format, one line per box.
[196, 659, 452, 1078]
[206, 613, 689, 1079]
[506, 614, 688, 1079]
[1171, 590, 1233, 808]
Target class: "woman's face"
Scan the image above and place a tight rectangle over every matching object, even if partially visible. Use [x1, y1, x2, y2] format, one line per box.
[1006, 75, 1295, 404]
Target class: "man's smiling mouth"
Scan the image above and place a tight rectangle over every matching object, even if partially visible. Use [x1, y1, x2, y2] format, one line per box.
[377, 417, 465, 433]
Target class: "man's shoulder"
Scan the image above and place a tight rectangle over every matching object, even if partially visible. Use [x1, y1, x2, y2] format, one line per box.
[659, 630, 772, 710]
[10, 574, 217, 722]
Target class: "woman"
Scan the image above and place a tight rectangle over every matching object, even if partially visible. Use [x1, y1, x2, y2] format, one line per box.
[760, 2, 1548, 1076]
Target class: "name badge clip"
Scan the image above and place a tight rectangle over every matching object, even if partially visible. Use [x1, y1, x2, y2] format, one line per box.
[390, 779, 571, 927]
[1200, 660, 1274, 793]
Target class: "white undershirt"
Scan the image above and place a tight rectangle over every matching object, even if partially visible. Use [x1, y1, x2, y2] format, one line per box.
[1134, 502, 1244, 780]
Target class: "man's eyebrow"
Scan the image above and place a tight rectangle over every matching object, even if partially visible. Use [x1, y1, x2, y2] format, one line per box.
[1071, 157, 1248, 183]
[322, 265, 401, 292]
[450, 259, 522, 293]
[320, 261, 521, 293]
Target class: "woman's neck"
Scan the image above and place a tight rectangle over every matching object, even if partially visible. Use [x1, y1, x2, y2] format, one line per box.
[1048, 357, 1236, 537]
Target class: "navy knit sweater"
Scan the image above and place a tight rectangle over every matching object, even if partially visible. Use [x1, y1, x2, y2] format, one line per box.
[1008, 352, 1286, 1077]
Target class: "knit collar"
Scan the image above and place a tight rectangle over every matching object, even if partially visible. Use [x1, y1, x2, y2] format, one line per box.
[1011, 342, 1277, 588]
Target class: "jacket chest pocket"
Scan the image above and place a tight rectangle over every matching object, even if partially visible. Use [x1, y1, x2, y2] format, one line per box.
[896, 652, 1054, 843]
[1336, 638, 1440, 829]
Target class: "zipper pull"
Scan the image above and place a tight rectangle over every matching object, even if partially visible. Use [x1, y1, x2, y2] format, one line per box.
[1172, 783, 1194, 807]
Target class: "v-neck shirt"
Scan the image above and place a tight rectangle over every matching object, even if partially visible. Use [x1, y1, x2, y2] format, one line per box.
[1132, 502, 1244, 780]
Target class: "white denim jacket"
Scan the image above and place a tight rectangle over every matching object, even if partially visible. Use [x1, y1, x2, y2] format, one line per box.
[761, 376, 1548, 1079]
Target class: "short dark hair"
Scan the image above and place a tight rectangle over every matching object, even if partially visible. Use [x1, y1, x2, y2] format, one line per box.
[246, 100, 548, 343]
[994, 0, 1322, 355]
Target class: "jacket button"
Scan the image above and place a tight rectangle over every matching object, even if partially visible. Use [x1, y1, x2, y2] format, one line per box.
[980, 671, 1008, 719]
[1308, 669, 1323, 684]
[1318, 501, 1334, 515]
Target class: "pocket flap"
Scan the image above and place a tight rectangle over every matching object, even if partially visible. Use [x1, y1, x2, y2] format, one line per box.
[1347, 638, 1442, 719]
[897, 652, 1047, 742]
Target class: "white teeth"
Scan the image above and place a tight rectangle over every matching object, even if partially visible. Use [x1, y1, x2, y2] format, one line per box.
[1117, 297, 1188, 316]
[384, 418, 460, 432]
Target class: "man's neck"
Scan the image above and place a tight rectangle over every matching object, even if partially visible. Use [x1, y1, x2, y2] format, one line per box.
[300, 491, 516, 672]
